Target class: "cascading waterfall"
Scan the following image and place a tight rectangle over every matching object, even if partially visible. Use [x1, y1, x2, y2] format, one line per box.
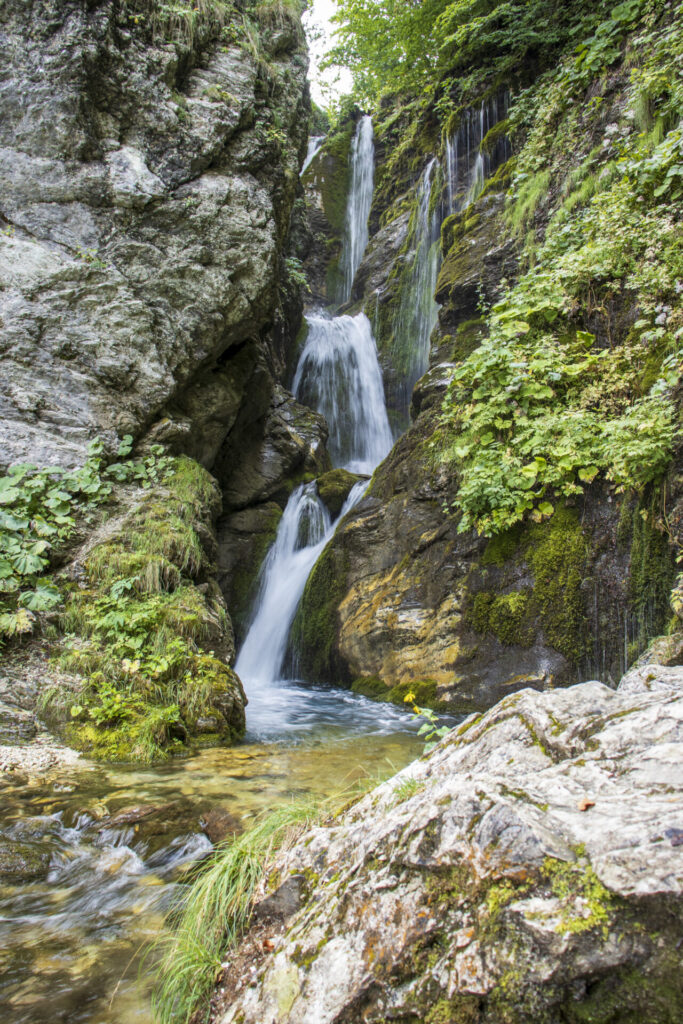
[235, 480, 368, 719]
[392, 158, 442, 415]
[294, 312, 393, 474]
[301, 134, 325, 175]
[339, 115, 374, 302]
[235, 483, 331, 688]
[236, 113, 391, 712]
[445, 92, 510, 216]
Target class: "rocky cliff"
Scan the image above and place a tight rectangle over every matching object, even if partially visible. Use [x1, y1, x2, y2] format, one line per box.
[0, 0, 325, 757]
[294, 4, 682, 713]
[213, 663, 683, 1024]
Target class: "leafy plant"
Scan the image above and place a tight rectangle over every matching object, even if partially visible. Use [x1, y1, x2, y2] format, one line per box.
[0, 437, 176, 643]
[404, 691, 450, 752]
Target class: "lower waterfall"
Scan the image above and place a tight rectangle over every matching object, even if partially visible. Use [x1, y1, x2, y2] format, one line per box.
[236, 310, 392, 728]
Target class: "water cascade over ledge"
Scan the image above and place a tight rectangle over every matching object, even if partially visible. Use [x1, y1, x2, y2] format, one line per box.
[301, 134, 325, 175]
[392, 158, 441, 414]
[294, 312, 393, 475]
[235, 114, 392, 721]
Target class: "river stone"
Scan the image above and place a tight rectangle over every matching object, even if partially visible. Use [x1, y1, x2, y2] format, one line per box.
[0, 837, 51, 882]
[217, 667, 683, 1023]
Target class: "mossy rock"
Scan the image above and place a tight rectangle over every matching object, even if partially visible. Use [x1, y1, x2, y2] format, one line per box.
[351, 676, 450, 713]
[468, 507, 589, 665]
[316, 469, 362, 518]
[0, 839, 51, 882]
[289, 544, 351, 684]
[52, 456, 245, 762]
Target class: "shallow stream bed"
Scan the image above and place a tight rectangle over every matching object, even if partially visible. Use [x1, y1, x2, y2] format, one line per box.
[0, 685, 421, 1024]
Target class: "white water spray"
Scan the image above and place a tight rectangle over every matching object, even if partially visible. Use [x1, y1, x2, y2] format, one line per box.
[294, 312, 393, 475]
[301, 134, 325, 175]
[339, 115, 374, 302]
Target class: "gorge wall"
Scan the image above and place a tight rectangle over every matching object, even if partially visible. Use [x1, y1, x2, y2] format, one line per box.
[1, 0, 682, 752]
[0, 0, 330, 757]
[295, 1, 683, 714]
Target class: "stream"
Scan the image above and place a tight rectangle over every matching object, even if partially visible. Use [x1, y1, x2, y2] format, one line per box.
[0, 693, 420, 1024]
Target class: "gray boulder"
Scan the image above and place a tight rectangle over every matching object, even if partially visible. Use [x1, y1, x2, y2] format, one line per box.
[217, 667, 683, 1023]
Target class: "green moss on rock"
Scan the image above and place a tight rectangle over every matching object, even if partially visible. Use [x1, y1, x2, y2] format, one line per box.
[289, 544, 351, 683]
[316, 468, 362, 518]
[469, 508, 588, 664]
[525, 507, 588, 663]
[351, 676, 450, 712]
[52, 456, 245, 762]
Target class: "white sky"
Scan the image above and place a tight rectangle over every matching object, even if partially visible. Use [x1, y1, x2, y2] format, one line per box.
[304, 0, 353, 109]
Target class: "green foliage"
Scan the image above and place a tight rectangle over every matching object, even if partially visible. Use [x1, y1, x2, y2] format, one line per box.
[7, 451, 245, 763]
[149, 0, 235, 48]
[0, 438, 179, 643]
[403, 692, 450, 753]
[151, 800, 320, 1024]
[327, 0, 644, 106]
[437, 7, 683, 536]
[56, 460, 242, 757]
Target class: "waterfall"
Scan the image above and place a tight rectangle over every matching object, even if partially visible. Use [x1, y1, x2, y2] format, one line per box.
[294, 312, 393, 474]
[445, 92, 510, 216]
[236, 113, 391, 700]
[392, 159, 441, 415]
[235, 484, 331, 688]
[339, 115, 374, 302]
[235, 481, 366, 692]
[301, 134, 325, 175]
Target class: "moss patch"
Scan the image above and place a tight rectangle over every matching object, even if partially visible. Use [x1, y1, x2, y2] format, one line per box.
[289, 544, 350, 683]
[469, 507, 588, 665]
[51, 456, 245, 762]
[628, 491, 676, 659]
[316, 468, 361, 518]
[351, 676, 450, 712]
[525, 507, 588, 663]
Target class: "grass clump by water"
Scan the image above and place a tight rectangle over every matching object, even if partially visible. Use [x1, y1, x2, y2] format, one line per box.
[150, 799, 320, 1024]
[151, 764, 400, 1023]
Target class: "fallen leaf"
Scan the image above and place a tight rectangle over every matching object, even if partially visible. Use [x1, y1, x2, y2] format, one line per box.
[577, 798, 595, 812]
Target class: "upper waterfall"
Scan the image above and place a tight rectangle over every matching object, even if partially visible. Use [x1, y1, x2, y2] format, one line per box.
[294, 312, 393, 475]
[339, 115, 374, 303]
[392, 158, 441, 415]
[301, 134, 325, 175]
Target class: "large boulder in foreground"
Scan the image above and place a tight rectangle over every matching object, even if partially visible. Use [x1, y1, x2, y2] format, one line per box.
[216, 665, 683, 1023]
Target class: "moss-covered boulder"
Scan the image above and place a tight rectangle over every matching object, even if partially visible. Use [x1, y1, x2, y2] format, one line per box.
[0, 838, 51, 882]
[315, 468, 362, 519]
[214, 667, 683, 1024]
[48, 456, 246, 762]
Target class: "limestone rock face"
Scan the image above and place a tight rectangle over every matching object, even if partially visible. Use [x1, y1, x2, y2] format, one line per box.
[0, 0, 309, 470]
[218, 667, 683, 1024]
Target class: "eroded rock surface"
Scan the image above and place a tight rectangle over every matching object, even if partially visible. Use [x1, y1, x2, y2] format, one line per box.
[0, 0, 309, 469]
[218, 666, 683, 1024]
